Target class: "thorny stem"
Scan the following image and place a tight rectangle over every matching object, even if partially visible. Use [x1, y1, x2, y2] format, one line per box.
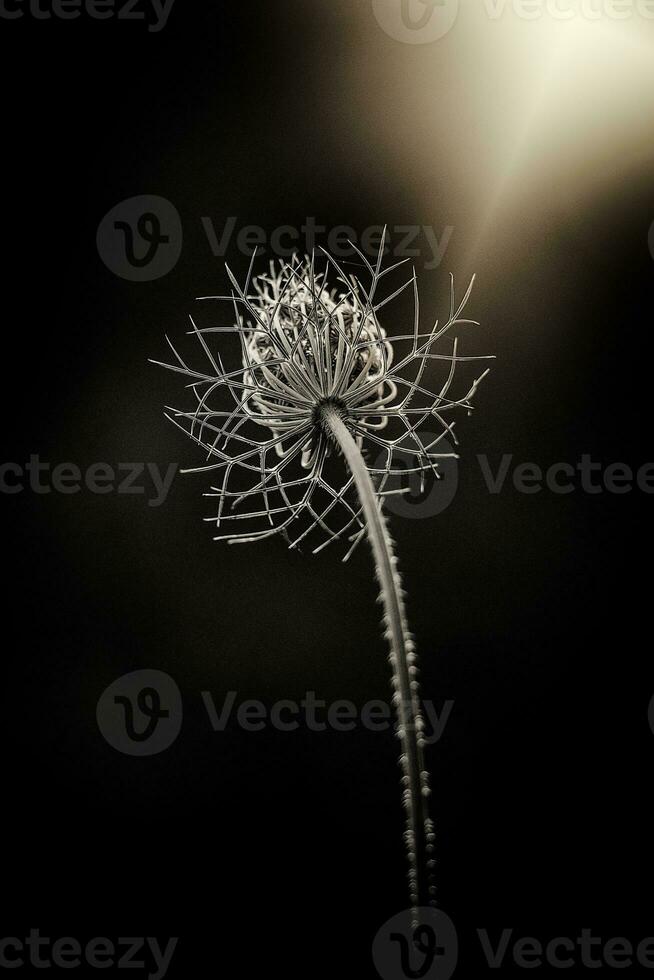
[321, 403, 433, 916]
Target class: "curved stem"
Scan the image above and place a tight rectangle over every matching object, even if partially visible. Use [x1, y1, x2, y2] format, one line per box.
[321, 403, 433, 914]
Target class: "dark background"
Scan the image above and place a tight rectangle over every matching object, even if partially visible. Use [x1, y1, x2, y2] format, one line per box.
[2, 1, 653, 976]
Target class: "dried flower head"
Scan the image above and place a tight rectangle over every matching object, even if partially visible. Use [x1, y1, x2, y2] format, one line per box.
[152, 234, 491, 559]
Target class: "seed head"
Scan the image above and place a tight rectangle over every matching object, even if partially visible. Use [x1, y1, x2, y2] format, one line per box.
[151, 233, 492, 556]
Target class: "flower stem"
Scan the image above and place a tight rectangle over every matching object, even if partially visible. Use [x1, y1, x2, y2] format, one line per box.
[321, 404, 433, 914]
